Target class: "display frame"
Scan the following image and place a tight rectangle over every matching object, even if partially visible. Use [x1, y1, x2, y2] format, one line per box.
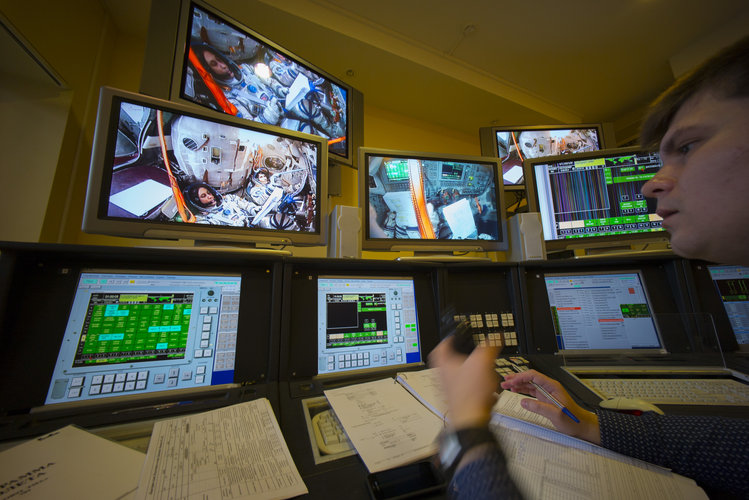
[359, 147, 508, 254]
[83, 86, 328, 248]
[479, 123, 606, 190]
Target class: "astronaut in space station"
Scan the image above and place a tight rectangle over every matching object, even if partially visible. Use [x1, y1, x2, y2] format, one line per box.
[109, 100, 318, 233]
[184, 7, 346, 143]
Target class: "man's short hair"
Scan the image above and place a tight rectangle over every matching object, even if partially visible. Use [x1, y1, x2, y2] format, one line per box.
[640, 35, 749, 149]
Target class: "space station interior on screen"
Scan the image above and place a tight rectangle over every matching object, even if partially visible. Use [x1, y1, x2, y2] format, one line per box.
[497, 129, 600, 161]
[108, 101, 318, 232]
[183, 5, 348, 157]
[367, 157, 500, 241]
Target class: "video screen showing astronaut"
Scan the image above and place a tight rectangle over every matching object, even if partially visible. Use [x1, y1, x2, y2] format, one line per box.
[105, 98, 319, 233]
[495, 127, 601, 185]
[180, 4, 348, 158]
[366, 156, 501, 241]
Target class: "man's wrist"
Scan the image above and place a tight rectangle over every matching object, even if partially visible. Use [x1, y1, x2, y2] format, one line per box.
[438, 425, 497, 479]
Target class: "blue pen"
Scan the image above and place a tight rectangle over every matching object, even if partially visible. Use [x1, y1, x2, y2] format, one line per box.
[509, 363, 580, 423]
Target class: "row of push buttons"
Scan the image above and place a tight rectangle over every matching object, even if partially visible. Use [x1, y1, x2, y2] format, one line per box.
[495, 356, 530, 378]
[326, 349, 403, 371]
[67, 366, 208, 398]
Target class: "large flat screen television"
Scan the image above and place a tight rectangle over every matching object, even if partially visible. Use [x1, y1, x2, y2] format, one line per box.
[140, 0, 363, 168]
[83, 86, 327, 248]
[479, 124, 605, 189]
[525, 146, 666, 254]
[359, 147, 508, 255]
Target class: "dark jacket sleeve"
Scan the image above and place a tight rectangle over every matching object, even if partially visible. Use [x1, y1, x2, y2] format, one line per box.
[597, 409, 749, 498]
[447, 442, 524, 500]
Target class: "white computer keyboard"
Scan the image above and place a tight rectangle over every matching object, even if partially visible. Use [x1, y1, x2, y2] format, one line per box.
[583, 378, 749, 405]
[311, 408, 353, 455]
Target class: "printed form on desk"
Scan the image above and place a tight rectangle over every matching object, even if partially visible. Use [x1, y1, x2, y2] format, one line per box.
[135, 398, 307, 500]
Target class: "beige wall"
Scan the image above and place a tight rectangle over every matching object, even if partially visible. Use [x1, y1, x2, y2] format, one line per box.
[0, 0, 506, 260]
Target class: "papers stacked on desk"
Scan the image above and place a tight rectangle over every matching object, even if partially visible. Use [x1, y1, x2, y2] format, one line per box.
[326, 368, 708, 500]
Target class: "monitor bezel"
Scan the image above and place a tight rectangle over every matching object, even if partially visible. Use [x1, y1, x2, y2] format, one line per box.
[524, 146, 668, 253]
[478, 123, 606, 190]
[358, 147, 509, 253]
[147, 0, 363, 169]
[83, 86, 328, 247]
[314, 274, 425, 380]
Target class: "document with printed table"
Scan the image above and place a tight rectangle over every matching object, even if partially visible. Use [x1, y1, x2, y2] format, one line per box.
[136, 398, 307, 500]
[329, 369, 707, 500]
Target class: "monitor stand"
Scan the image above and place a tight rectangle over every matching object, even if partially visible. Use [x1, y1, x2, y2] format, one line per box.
[396, 251, 491, 263]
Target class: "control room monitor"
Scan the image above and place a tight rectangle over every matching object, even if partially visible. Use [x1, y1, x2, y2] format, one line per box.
[708, 265, 749, 350]
[526, 147, 666, 253]
[543, 271, 666, 355]
[359, 147, 508, 254]
[44, 271, 242, 407]
[317, 276, 423, 377]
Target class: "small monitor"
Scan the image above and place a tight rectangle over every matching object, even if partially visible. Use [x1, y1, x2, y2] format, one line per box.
[83, 86, 327, 247]
[44, 270, 241, 407]
[479, 124, 604, 188]
[543, 271, 665, 354]
[317, 276, 423, 377]
[707, 265, 749, 350]
[360, 147, 508, 254]
[525, 147, 666, 253]
[141, 0, 363, 168]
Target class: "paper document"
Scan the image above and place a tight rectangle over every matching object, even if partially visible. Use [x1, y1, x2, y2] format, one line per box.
[496, 421, 706, 499]
[110, 179, 173, 216]
[394, 368, 707, 499]
[136, 398, 307, 500]
[324, 378, 443, 473]
[0, 425, 144, 500]
[493, 389, 556, 430]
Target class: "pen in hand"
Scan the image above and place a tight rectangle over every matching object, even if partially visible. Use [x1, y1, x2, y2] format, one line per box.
[508, 363, 580, 424]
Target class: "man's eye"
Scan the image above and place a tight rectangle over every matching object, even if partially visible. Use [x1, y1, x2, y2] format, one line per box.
[677, 142, 695, 155]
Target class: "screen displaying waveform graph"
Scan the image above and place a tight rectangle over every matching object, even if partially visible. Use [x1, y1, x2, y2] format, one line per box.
[73, 293, 193, 366]
[533, 150, 663, 241]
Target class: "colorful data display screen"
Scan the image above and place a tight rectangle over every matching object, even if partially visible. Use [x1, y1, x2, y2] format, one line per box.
[708, 265, 749, 346]
[544, 271, 663, 352]
[533, 150, 663, 242]
[73, 293, 194, 366]
[45, 271, 242, 406]
[317, 276, 421, 376]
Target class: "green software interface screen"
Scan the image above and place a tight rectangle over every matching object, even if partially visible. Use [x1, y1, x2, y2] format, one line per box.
[73, 293, 193, 366]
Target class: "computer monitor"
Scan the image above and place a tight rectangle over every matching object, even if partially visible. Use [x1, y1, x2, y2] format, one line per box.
[317, 275, 423, 377]
[83, 86, 327, 248]
[525, 147, 666, 254]
[43, 270, 242, 408]
[359, 147, 508, 255]
[543, 270, 666, 355]
[140, 0, 364, 168]
[707, 265, 749, 351]
[479, 124, 604, 189]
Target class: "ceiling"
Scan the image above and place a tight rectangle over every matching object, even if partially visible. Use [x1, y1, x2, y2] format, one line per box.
[103, 0, 749, 145]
